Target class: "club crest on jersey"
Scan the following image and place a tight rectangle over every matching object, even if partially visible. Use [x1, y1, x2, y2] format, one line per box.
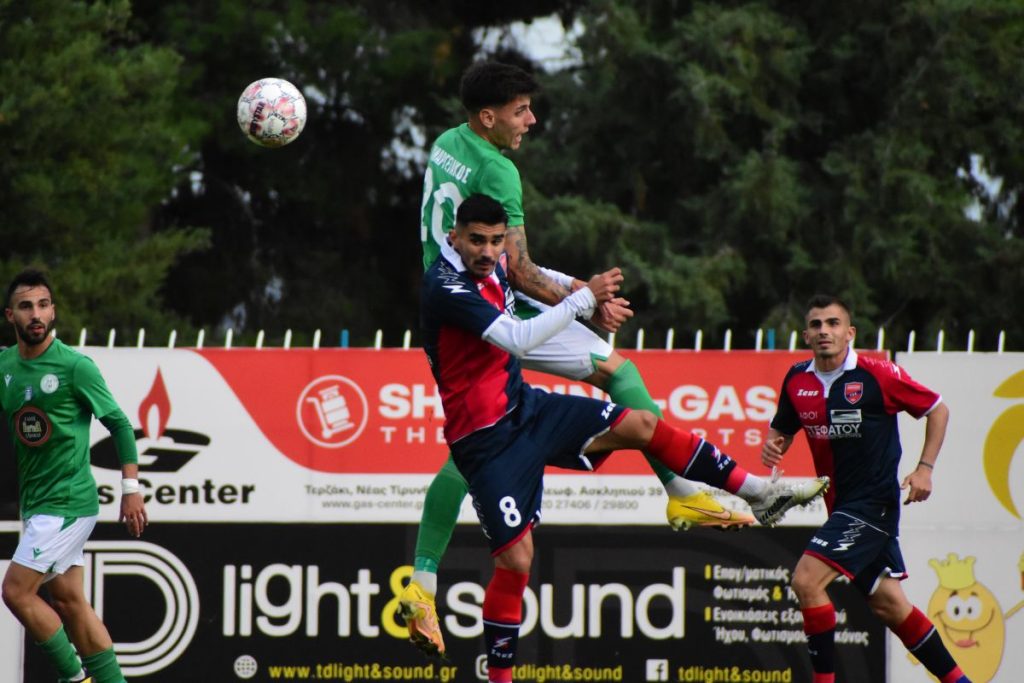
[844, 382, 863, 404]
[40, 374, 59, 394]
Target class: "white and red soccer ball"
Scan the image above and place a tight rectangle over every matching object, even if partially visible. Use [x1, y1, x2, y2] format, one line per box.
[236, 77, 307, 148]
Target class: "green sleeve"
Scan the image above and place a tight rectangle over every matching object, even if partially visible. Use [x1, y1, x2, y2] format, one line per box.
[74, 357, 138, 464]
[99, 412, 139, 465]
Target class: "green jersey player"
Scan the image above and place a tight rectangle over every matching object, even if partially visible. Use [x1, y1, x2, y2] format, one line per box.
[1, 269, 145, 683]
[398, 61, 757, 658]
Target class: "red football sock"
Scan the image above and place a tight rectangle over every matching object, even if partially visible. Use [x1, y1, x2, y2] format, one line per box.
[483, 568, 529, 683]
[802, 603, 836, 682]
[647, 420, 743, 490]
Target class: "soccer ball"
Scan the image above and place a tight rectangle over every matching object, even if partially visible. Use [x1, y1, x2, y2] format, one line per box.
[236, 77, 307, 148]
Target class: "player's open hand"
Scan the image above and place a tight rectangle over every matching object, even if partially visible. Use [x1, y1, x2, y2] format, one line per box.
[591, 297, 633, 332]
[901, 465, 933, 505]
[120, 493, 149, 538]
[586, 268, 622, 304]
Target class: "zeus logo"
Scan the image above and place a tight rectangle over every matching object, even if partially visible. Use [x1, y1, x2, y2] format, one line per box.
[835, 521, 866, 552]
[438, 263, 471, 294]
[442, 282, 471, 295]
[492, 636, 513, 650]
[83, 541, 199, 676]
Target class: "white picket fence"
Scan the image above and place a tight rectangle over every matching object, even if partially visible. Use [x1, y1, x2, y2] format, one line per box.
[66, 326, 1012, 352]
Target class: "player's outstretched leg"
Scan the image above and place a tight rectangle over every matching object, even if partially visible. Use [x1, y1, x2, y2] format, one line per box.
[640, 418, 829, 526]
[604, 360, 754, 530]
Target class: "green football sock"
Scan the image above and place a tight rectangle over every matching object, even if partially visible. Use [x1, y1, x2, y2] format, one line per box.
[413, 456, 469, 572]
[605, 359, 680, 486]
[81, 646, 126, 683]
[37, 625, 82, 679]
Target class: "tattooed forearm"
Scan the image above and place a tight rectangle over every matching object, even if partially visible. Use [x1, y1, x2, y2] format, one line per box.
[505, 226, 572, 305]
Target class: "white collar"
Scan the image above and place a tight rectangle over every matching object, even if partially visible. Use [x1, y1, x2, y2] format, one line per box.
[441, 236, 466, 272]
[804, 347, 858, 374]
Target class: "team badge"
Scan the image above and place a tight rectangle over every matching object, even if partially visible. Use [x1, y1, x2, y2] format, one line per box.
[844, 382, 864, 404]
[40, 374, 59, 394]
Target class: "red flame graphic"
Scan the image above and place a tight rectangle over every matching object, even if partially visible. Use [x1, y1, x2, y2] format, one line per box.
[139, 368, 171, 439]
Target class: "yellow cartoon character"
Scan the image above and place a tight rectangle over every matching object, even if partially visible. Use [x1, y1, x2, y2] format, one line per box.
[921, 553, 1024, 683]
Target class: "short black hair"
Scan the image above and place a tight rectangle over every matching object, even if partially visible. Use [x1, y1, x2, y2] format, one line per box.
[6, 269, 54, 308]
[806, 294, 851, 319]
[456, 194, 509, 229]
[460, 61, 539, 112]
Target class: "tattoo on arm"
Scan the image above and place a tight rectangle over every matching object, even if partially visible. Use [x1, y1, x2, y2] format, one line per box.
[506, 226, 572, 305]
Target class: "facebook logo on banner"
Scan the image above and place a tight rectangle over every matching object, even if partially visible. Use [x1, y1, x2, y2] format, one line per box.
[645, 659, 669, 681]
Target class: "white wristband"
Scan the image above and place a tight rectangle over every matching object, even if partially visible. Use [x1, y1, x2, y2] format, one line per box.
[122, 478, 140, 495]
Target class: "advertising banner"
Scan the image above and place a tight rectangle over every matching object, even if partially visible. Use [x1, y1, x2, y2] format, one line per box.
[84, 348, 850, 526]
[890, 353, 1024, 683]
[24, 524, 885, 683]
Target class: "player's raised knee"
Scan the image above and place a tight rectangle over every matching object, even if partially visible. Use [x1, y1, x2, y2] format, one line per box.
[613, 408, 659, 444]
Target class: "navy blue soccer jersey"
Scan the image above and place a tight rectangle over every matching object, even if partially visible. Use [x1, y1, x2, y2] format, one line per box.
[771, 350, 941, 514]
[421, 247, 522, 444]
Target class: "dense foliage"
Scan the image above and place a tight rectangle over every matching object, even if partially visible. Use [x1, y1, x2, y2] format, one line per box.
[1, 0, 1020, 349]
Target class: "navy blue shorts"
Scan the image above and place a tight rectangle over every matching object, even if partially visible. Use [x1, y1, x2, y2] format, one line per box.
[452, 386, 628, 555]
[805, 503, 907, 596]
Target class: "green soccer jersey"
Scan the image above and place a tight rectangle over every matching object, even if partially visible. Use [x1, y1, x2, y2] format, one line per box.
[0, 339, 127, 518]
[420, 123, 525, 270]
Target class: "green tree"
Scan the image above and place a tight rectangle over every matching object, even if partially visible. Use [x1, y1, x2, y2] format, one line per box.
[0, 0, 209, 343]
[8, 1, 1020, 349]
[519, 0, 1024, 349]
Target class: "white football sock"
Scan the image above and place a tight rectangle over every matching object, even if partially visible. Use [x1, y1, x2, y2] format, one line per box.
[664, 477, 700, 497]
[737, 475, 769, 501]
[411, 570, 437, 596]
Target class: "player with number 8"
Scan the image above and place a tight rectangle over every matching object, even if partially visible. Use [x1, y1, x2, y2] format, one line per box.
[420, 194, 828, 682]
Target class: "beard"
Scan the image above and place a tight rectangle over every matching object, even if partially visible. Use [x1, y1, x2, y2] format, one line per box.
[15, 318, 55, 346]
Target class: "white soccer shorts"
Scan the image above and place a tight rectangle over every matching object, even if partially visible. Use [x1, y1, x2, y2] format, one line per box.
[517, 297, 614, 381]
[13, 514, 98, 578]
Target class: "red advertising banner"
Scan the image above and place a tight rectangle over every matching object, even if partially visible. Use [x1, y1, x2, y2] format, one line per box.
[195, 348, 863, 476]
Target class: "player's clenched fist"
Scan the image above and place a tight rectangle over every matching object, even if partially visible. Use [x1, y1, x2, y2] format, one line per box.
[586, 267, 623, 303]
